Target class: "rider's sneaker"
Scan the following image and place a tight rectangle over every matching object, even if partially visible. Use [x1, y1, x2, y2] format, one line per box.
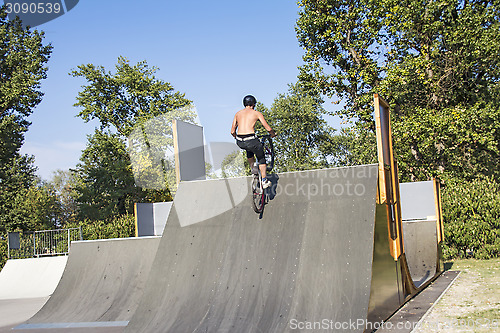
[251, 166, 259, 175]
[262, 178, 272, 189]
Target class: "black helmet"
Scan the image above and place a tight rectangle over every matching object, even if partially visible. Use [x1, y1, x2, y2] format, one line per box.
[243, 95, 257, 107]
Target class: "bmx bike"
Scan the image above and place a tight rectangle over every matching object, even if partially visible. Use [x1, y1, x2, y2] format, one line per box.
[251, 134, 275, 213]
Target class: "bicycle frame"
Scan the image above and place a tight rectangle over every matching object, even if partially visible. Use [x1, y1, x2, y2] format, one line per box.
[251, 135, 274, 213]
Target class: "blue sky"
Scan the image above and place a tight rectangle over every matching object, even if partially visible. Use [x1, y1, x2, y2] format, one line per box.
[14, 0, 336, 180]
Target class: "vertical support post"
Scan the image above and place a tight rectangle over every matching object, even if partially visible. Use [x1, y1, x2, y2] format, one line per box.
[7, 232, 10, 260]
[172, 119, 181, 185]
[433, 178, 444, 243]
[134, 203, 139, 237]
[374, 94, 404, 261]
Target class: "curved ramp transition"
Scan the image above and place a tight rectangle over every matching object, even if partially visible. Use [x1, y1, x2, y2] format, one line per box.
[24, 237, 160, 327]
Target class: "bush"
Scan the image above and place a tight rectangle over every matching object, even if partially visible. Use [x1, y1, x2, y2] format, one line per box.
[0, 215, 136, 271]
[66, 214, 136, 241]
[0, 237, 7, 270]
[442, 176, 500, 259]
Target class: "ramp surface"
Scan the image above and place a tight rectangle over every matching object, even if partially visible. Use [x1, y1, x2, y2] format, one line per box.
[126, 165, 380, 332]
[0, 297, 49, 331]
[23, 237, 160, 327]
[400, 181, 440, 288]
[402, 220, 438, 288]
[0, 256, 67, 300]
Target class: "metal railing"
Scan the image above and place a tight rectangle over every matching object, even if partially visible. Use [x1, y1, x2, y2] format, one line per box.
[7, 227, 82, 259]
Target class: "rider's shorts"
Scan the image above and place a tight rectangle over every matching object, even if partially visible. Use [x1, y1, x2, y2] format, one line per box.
[236, 134, 266, 165]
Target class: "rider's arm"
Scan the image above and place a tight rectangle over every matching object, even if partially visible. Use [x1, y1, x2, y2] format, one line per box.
[230, 115, 238, 138]
[258, 112, 276, 137]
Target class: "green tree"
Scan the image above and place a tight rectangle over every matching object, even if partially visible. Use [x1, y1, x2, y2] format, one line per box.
[0, 8, 52, 233]
[220, 150, 246, 178]
[296, 0, 500, 259]
[442, 176, 500, 259]
[73, 130, 142, 221]
[49, 169, 79, 226]
[259, 83, 336, 172]
[392, 103, 500, 182]
[296, 0, 382, 124]
[71, 56, 193, 137]
[70, 57, 195, 219]
[296, 0, 500, 181]
[327, 124, 377, 167]
[10, 178, 61, 231]
[1, 162, 46, 233]
[380, 0, 500, 181]
[66, 215, 136, 240]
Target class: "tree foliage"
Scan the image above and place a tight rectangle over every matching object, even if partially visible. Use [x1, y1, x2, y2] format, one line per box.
[0, 8, 52, 233]
[327, 124, 377, 167]
[258, 83, 336, 172]
[296, 0, 500, 181]
[49, 169, 79, 225]
[1, 175, 60, 233]
[11, 179, 61, 231]
[73, 130, 142, 221]
[220, 150, 246, 178]
[71, 56, 192, 137]
[296, 1, 500, 259]
[296, 0, 383, 123]
[0, 9, 52, 120]
[71, 57, 193, 220]
[393, 102, 500, 182]
[66, 214, 135, 241]
[442, 176, 500, 259]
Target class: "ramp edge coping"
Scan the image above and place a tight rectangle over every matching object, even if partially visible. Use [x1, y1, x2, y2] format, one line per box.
[72, 236, 161, 244]
[14, 321, 129, 329]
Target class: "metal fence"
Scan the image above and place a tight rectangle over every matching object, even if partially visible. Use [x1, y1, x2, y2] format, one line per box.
[8, 227, 83, 259]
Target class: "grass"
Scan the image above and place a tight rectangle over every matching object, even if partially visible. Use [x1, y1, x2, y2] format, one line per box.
[418, 258, 500, 332]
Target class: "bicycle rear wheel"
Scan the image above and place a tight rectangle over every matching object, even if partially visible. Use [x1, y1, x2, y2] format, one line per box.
[261, 136, 275, 172]
[251, 175, 265, 213]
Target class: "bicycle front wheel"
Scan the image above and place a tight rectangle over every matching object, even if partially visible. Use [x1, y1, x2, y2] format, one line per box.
[261, 136, 275, 172]
[251, 176, 265, 213]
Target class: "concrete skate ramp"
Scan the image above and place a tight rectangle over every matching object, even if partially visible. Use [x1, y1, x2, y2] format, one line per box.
[24, 237, 160, 326]
[126, 165, 380, 333]
[0, 256, 67, 300]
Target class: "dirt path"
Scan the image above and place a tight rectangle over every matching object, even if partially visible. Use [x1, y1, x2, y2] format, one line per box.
[413, 259, 500, 332]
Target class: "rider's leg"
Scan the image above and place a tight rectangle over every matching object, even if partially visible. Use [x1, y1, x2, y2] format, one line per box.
[248, 156, 259, 174]
[254, 143, 268, 179]
[248, 156, 255, 168]
[259, 163, 267, 179]
[257, 154, 271, 189]
[242, 138, 267, 180]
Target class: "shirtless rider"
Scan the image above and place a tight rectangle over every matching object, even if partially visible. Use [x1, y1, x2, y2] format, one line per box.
[231, 95, 276, 188]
